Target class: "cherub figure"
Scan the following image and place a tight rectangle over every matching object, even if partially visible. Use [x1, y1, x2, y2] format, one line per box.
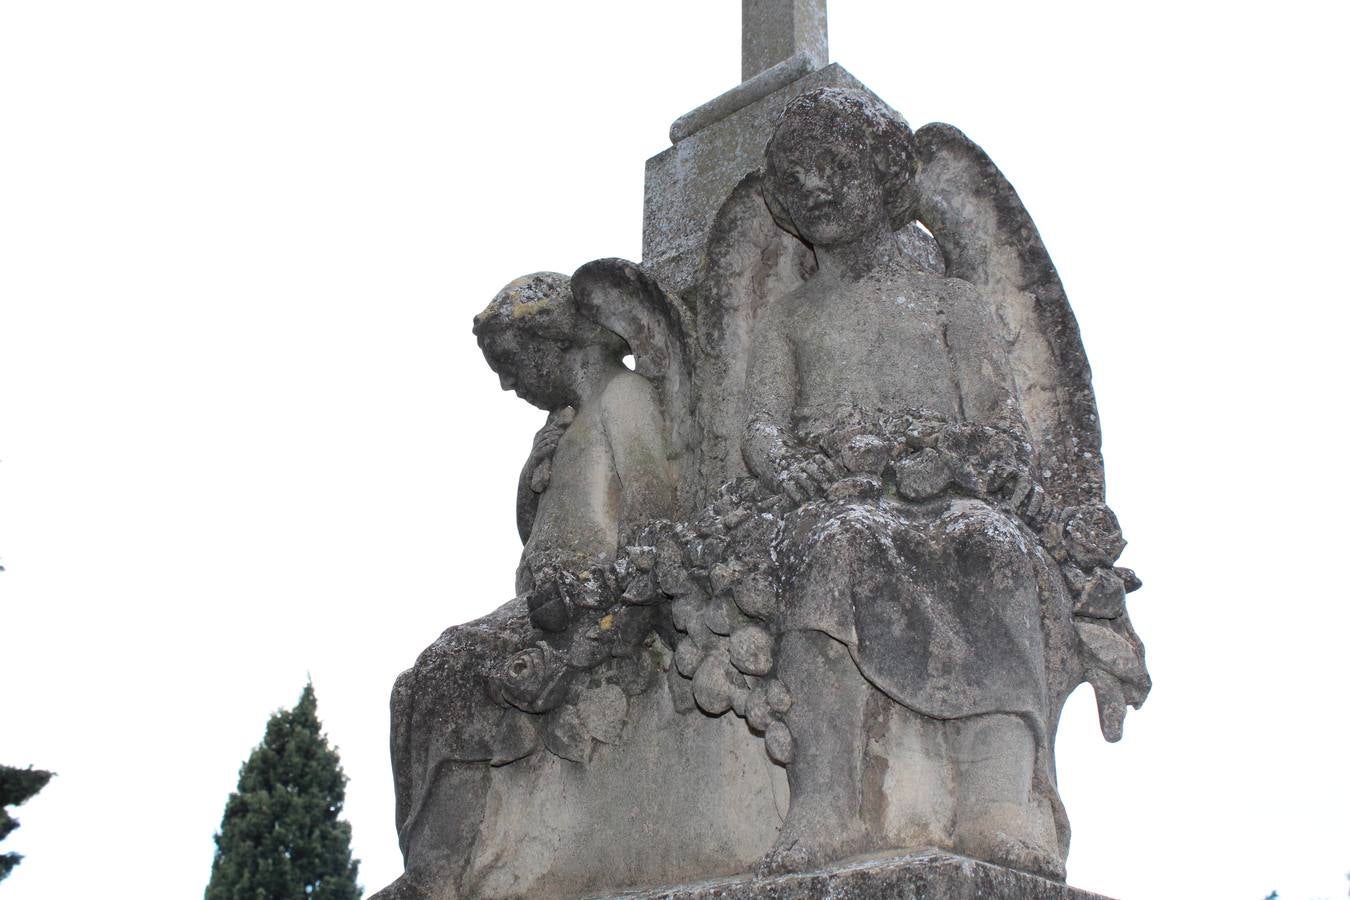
[738, 88, 1098, 878]
[374, 271, 677, 900]
[475, 271, 679, 618]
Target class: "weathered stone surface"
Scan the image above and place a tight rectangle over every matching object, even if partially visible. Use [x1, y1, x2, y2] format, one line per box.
[463, 685, 787, 899]
[671, 53, 818, 145]
[604, 849, 1113, 899]
[375, 5, 1147, 899]
[728, 625, 773, 676]
[742, 0, 827, 82]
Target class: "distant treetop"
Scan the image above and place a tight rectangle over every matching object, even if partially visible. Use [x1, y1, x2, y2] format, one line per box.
[205, 683, 360, 900]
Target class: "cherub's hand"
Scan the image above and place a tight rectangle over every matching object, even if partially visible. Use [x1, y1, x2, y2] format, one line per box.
[744, 412, 844, 503]
[777, 452, 843, 504]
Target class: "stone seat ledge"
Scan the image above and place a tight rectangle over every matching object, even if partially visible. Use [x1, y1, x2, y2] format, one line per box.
[593, 849, 1113, 900]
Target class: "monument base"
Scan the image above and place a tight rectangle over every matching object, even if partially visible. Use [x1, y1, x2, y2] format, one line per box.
[601, 849, 1112, 899]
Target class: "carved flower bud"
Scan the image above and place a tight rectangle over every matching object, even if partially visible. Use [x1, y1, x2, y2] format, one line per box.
[692, 652, 735, 716]
[1115, 566, 1143, 593]
[570, 566, 614, 611]
[730, 685, 750, 717]
[729, 626, 774, 676]
[670, 592, 704, 633]
[656, 555, 695, 597]
[1074, 569, 1126, 619]
[746, 687, 773, 733]
[840, 433, 891, 474]
[690, 536, 729, 570]
[674, 638, 705, 678]
[903, 416, 945, 449]
[1065, 504, 1127, 569]
[708, 561, 744, 598]
[626, 545, 656, 572]
[1059, 562, 1088, 595]
[526, 582, 572, 634]
[608, 605, 656, 655]
[757, 494, 787, 514]
[621, 572, 657, 605]
[764, 721, 794, 765]
[1075, 620, 1149, 693]
[703, 598, 733, 636]
[721, 506, 751, 531]
[567, 625, 610, 670]
[494, 645, 570, 714]
[828, 473, 883, 501]
[894, 448, 952, 501]
[765, 679, 792, 715]
[733, 572, 778, 621]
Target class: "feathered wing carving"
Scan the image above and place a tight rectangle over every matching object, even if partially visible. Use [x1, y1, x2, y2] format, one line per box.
[689, 172, 815, 506]
[913, 122, 1103, 511]
[570, 258, 699, 504]
[912, 123, 1149, 742]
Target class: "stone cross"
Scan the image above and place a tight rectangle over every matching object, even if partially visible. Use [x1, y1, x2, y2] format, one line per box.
[742, 0, 828, 82]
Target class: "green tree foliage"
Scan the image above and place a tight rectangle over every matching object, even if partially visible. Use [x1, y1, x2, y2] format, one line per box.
[205, 683, 360, 900]
[0, 764, 53, 883]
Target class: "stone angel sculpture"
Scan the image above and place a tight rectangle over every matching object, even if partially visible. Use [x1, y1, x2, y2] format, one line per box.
[373, 85, 1149, 899]
[375, 267, 791, 900]
[657, 87, 1150, 880]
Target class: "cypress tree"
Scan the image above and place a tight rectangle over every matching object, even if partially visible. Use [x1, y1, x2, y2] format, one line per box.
[205, 683, 360, 900]
[0, 765, 53, 883]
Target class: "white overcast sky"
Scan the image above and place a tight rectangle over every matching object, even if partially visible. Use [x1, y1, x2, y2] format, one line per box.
[2, 2, 1348, 898]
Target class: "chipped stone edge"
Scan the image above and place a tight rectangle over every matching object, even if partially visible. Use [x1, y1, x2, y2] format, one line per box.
[592, 849, 1115, 899]
[670, 52, 818, 144]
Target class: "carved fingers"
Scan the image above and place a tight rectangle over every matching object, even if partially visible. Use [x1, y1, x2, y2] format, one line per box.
[525, 406, 575, 495]
[778, 452, 841, 503]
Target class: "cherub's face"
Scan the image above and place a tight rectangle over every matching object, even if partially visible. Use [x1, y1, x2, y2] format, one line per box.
[479, 329, 572, 411]
[768, 123, 885, 246]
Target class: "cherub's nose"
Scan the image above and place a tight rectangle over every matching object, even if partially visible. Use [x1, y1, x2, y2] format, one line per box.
[798, 170, 826, 191]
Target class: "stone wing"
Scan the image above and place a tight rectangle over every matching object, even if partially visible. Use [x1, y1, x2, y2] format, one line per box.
[571, 258, 698, 494]
[688, 172, 816, 504]
[914, 124, 1150, 741]
[913, 123, 1104, 510]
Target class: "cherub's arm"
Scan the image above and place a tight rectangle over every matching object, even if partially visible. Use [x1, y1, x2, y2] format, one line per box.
[600, 375, 678, 528]
[741, 309, 797, 478]
[741, 309, 837, 501]
[515, 407, 574, 544]
[943, 280, 1024, 429]
[939, 281, 1040, 503]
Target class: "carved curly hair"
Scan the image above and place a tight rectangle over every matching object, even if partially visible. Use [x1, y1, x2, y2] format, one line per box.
[473, 272, 626, 354]
[763, 87, 919, 236]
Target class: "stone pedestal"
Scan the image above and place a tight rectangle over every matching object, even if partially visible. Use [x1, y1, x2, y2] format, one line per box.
[604, 850, 1112, 900]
